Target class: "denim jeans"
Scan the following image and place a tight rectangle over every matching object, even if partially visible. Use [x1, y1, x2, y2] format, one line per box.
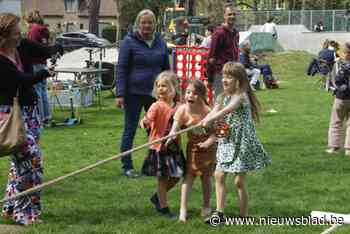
[33, 64, 51, 122]
[120, 94, 155, 171]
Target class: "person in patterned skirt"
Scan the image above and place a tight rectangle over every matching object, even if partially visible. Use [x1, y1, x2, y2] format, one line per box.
[0, 13, 56, 225]
[201, 62, 271, 223]
[140, 71, 185, 219]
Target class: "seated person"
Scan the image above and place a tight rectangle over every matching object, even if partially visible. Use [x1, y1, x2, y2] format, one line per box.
[314, 21, 324, 32]
[240, 41, 261, 90]
[240, 41, 279, 89]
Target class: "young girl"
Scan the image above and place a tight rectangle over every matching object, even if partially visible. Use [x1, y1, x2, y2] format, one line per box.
[167, 80, 217, 222]
[201, 62, 271, 221]
[140, 71, 185, 218]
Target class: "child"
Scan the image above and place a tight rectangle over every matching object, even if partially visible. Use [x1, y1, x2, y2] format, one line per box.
[201, 62, 271, 221]
[140, 71, 185, 219]
[167, 80, 217, 222]
[326, 42, 350, 155]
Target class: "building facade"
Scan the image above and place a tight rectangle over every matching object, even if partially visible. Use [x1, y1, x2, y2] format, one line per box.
[22, 0, 117, 35]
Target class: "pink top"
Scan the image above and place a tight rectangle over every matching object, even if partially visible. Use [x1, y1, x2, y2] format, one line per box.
[27, 23, 49, 64]
[145, 100, 179, 151]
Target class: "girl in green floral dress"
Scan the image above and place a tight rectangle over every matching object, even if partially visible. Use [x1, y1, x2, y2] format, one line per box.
[201, 62, 271, 222]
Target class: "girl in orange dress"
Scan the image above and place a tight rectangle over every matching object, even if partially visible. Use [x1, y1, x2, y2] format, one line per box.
[167, 80, 216, 222]
[140, 71, 185, 219]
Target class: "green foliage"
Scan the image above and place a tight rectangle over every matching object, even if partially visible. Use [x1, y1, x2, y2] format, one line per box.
[102, 25, 117, 43]
[116, 0, 172, 32]
[1, 52, 350, 233]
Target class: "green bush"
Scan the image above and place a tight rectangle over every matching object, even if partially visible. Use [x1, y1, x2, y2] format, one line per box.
[102, 25, 117, 43]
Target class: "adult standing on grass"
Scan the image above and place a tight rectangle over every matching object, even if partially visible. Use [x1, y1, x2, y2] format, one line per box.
[261, 16, 278, 40]
[25, 9, 52, 126]
[326, 42, 350, 156]
[207, 3, 240, 97]
[0, 12, 56, 225]
[115, 9, 170, 178]
[200, 24, 215, 49]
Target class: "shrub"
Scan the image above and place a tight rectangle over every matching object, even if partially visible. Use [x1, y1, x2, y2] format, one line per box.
[102, 25, 117, 43]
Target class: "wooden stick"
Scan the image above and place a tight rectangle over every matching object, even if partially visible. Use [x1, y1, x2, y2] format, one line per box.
[0, 124, 201, 204]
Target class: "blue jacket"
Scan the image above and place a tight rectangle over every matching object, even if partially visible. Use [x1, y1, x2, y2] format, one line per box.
[116, 32, 170, 97]
[335, 59, 350, 100]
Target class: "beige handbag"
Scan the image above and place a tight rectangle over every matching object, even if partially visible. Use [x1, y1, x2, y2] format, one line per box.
[0, 94, 26, 157]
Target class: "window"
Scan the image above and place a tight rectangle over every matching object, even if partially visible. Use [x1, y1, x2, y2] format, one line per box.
[276, 0, 285, 10]
[65, 0, 78, 12]
[80, 23, 84, 30]
[66, 23, 76, 32]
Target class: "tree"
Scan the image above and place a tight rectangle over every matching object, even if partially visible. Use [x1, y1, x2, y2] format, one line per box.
[114, 0, 145, 42]
[114, 0, 173, 42]
[87, 0, 101, 35]
[115, 0, 121, 43]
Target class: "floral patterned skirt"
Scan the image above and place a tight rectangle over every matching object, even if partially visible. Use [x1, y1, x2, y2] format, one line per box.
[1, 105, 43, 225]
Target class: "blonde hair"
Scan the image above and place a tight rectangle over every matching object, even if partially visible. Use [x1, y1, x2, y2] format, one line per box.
[0, 13, 20, 48]
[25, 9, 44, 24]
[133, 9, 156, 33]
[220, 62, 261, 122]
[241, 40, 251, 54]
[152, 71, 180, 101]
[343, 42, 350, 53]
[322, 39, 330, 49]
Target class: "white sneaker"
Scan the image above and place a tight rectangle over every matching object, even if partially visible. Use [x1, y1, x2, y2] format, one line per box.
[325, 148, 340, 154]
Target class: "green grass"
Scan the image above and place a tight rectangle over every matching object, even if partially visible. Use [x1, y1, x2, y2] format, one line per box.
[1, 51, 350, 233]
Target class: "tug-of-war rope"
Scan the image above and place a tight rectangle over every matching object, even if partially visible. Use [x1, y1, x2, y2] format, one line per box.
[0, 124, 200, 204]
[311, 211, 350, 234]
[1, 123, 349, 234]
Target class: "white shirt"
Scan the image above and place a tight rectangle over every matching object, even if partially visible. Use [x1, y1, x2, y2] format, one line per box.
[261, 22, 277, 36]
[200, 36, 212, 48]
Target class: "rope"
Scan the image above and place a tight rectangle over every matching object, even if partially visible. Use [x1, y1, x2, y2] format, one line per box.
[321, 224, 342, 234]
[0, 124, 201, 204]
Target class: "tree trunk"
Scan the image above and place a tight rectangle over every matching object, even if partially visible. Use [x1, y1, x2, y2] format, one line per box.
[115, 0, 121, 44]
[88, 0, 101, 35]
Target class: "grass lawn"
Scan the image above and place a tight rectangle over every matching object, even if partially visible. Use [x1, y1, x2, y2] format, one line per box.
[1, 51, 350, 233]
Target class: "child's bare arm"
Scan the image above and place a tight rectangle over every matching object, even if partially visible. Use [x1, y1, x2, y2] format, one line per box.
[201, 95, 241, 127]
[200, 104, 220, 127]
[139, 117, 149, 129]
[197, 133, 217, 149]
[165, 119, 180, 146]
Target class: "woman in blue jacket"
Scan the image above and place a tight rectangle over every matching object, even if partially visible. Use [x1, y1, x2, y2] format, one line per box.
[115, 9, 170, 178]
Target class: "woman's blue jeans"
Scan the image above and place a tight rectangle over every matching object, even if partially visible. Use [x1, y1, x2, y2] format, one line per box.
[120, 94, 155, 171]
[33, 64, 51, 122]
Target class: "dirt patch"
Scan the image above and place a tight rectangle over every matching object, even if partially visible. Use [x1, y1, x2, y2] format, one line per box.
[0, 224, 24, 233]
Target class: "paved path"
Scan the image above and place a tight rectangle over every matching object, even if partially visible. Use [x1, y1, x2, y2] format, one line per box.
[249, 24, 350, 54]
[0, 224, 24, 233]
